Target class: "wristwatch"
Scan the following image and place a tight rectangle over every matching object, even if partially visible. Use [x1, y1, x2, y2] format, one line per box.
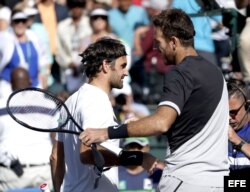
[233, 140, 246, 151]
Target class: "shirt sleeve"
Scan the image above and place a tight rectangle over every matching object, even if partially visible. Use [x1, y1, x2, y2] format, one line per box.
[159, 68, 194, 115]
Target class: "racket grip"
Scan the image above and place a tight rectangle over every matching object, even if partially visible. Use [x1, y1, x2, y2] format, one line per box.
[91, 144, 105, 172]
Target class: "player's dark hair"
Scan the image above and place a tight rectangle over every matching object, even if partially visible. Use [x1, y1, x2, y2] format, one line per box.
[152, 8, 195, 47]
[80, 38, 127, 78]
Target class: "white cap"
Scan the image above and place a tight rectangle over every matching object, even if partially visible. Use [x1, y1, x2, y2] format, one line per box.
[12, 12, 28, 21]
[24, 7, 39, 17]
[142, 0, 168, 10]
[90, 8, 108, 17]
[0, 7, 11, 23]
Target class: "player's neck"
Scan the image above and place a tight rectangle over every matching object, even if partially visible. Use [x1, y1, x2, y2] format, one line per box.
[89, 78, 111, 94]
[176, 47, 198, 65]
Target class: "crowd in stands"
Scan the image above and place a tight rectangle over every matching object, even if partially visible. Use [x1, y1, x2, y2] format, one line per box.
[0, 0, 250, 191]
[0, 0, 249, 103]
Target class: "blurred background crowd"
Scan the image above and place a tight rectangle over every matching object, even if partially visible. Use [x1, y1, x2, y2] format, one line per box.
[1, 0, 248, 106]
[0, 0, 250, 191]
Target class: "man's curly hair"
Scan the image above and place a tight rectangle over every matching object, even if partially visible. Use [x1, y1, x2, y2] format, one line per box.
[79, 38, 127, 78]
[152, 9, 195, 47]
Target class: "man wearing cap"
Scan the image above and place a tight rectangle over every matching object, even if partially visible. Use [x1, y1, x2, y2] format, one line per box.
[56, 0, 92, 93]
[0, 30, 24, 99]
[9, 11, 44, 89]
[0, 8, 27, 99]
[118, 137, 163, 191]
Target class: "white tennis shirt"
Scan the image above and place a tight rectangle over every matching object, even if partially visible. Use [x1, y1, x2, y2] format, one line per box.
[57, 83, 119, 192]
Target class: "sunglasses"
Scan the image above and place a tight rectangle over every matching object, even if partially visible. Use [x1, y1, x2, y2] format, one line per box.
[13, 19, 27, 24]
[229, 101, 245, 117]
[91, 16, 108, 21]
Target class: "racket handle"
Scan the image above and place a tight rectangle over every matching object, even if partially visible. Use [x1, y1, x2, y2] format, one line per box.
[93, 175, 100, 189]
[91, 144, 105, 172]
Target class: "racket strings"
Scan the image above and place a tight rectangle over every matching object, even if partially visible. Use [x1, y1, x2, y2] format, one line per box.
[8, 90, 67, 130]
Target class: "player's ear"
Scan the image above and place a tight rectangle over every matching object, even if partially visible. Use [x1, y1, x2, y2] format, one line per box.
[102, 59, 110, 73]
[170, 36, 177, 51]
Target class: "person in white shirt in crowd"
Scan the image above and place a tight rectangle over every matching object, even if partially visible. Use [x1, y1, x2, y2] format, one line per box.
[13, 0, 54, 90]
[0, 6, 11, 31]
[234, 0, 250, 86]
[0, 9, 26, 99]
[0, 67, 53, 191]
[10, 10, 45, 89]
[56, 0, 92, 94]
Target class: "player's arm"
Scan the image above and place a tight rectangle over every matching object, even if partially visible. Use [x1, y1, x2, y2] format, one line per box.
[79, 105, 177, 144]
[80, 143, 162, 174]
[80, 144, 119, 166]
[123, 105, 177, 137]
[50, 141, 65, 192]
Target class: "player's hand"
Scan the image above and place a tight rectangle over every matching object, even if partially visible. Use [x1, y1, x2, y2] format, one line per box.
[79, 128, 108, 146]
[142, 153, 159, 175]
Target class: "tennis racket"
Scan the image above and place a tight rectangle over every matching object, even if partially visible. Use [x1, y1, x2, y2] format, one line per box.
[6, 87, 122, 181]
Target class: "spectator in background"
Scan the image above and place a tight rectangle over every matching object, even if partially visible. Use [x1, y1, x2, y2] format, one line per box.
[209, 0, 231, 69]
[24, 5, 53, 89]
[0, 30, 24, 99]
[235, 0, 250, 86]
[89, 0, 113, 10]
[0, 67, 53, 191]
[108, 0, 149, 50]
[172, 0, 220, 66]
[0, 6, 11, 31]
[10, 11, 43, 88]
[34, 0, 68, 89]
[56, 0, 91, 94]
[118, 137, 163, 191]
[210, 17, 231, 69]
[227, 79, 250, 177]
[80, 8, 116, 52]
[112, 83, 150, 123]
[132, 0, 173, 104]
[2, 0, 19, 9]
[35, 0, 68, 57]
[56, 0, 67, 5]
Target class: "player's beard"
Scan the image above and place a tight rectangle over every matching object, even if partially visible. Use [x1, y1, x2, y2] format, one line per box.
[110, 74, 123, 89]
